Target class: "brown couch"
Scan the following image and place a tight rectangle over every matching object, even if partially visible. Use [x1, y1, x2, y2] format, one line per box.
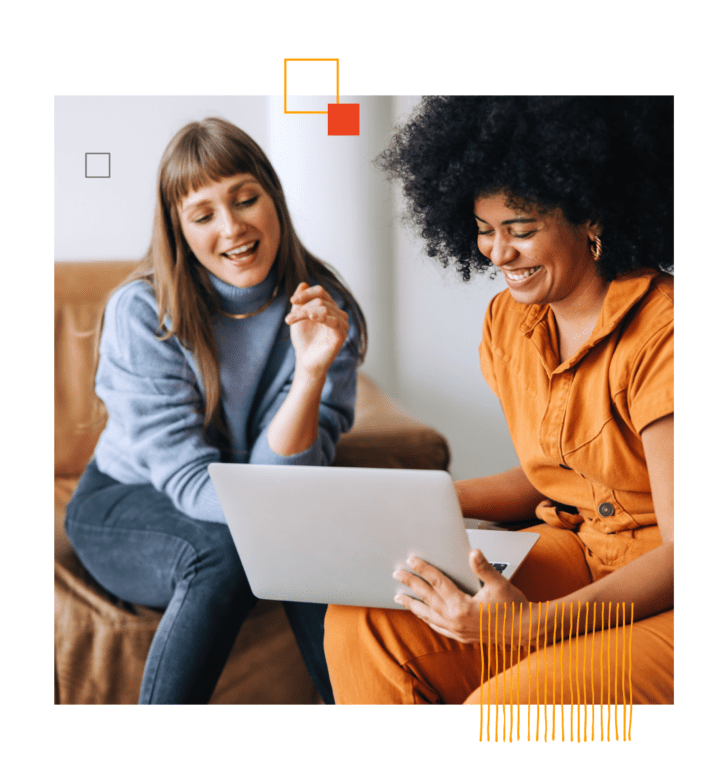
[55, 260, 451, 704]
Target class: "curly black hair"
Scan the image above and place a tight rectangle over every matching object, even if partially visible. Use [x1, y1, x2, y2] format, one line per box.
[376, 96, 673, 282]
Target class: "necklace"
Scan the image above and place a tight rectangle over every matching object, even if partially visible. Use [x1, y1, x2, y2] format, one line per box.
[218, 285, 280, 320]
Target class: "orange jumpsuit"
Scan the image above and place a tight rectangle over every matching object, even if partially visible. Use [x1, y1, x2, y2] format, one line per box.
[325, 270, 674, 704]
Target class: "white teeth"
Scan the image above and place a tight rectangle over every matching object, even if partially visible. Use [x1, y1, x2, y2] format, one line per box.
[225, 242, 256, 256]
[506, 266, 540, 281]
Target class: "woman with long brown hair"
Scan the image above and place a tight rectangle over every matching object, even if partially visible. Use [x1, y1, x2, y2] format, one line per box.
[65, 116, 366, 704]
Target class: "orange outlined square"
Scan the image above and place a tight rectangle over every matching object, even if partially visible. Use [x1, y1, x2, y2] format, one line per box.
[328, 103, 360, 135]
[284, 58, 340, 114]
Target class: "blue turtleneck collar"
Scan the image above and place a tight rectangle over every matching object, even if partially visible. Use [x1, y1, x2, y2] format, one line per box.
[206, 266, 280, 316]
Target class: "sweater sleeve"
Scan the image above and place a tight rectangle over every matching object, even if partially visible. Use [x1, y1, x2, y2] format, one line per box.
[248, 301, 359, 466]
[94, 283, 225, 522]
[95, 281, 361, 523]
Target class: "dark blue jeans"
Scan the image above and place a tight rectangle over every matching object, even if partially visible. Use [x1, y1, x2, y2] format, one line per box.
[65, 460, 334, 704]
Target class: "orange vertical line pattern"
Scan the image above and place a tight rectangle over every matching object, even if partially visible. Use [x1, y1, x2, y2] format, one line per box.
[621, 602, 627, 741]
[336, 59, 340, 104]
[509, 601, 515, 742]
[583, 601, 589, 742]
[495, 602, 499, 742]
[486, 602, 492, 742]
[560, 602, 565, 742]
[527, 601, 532, 741]
[575, 601, 582, 741]
[614, 602, 619, 742]
[567, 602, 574, 741]
[535, 600, 541, 742]
[552, 603, 557, 741]
[600, 602, 605, 741]
[628, 603, 634, 741]
[502, 602, 507, 742]
[517, 602, 523, 741]
[607, 602, 612, 741]
[486, 603, 491, 739]
[543, 601, 549, 742]
[479, 601, 484, 741]
[591, 602, 597, 741]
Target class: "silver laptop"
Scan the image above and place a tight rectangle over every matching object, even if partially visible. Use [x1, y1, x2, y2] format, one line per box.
[208, 464, 539, 610]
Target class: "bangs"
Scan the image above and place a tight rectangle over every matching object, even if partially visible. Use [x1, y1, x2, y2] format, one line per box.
[161, 127, 260, 207]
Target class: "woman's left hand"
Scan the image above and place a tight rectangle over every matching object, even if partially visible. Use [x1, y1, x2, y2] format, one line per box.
[393, 550, 530, 645]
[285, 283, 349, 378]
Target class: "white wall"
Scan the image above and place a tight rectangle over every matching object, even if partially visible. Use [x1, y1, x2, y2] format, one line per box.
[389, 99, 518, 481]
[54, 96, 269, 262]
[265, 95, 398, 391]
[54, 96, 518, 480]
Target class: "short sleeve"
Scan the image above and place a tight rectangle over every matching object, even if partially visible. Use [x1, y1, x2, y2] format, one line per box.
[479, 293, 500, 397]
[627, 320, 674, 434]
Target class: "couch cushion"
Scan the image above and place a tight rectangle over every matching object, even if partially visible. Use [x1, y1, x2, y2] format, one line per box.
[55, 261, 138, 477]
[55, 475, 319, 704]
[335, 374, 450, 470]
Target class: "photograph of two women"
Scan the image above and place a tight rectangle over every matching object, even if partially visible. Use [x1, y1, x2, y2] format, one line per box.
[54, 95, 673, 710]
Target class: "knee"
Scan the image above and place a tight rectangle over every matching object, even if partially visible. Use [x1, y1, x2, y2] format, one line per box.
[325, 604, 386, 640]
[325, 604, 438, 666]
[324, 605, 376, 667]
[325, 605, 382, 701]
[181, 525, 251, 601]
[325, 605, 360, 654]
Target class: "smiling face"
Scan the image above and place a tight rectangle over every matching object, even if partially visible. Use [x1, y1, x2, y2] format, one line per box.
[178, 173, 281, 288]
[473, 193, 606, 314]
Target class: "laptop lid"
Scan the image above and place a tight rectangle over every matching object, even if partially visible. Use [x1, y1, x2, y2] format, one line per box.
[208, 463, 538, 610]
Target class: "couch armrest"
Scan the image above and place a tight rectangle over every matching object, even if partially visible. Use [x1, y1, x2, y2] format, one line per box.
[334, 373, 450, 471]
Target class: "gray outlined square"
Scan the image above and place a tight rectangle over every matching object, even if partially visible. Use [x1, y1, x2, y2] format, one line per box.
[85, 152, 111, 178]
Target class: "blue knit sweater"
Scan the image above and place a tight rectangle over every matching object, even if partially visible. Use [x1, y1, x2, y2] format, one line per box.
[93, 268, 359, 523]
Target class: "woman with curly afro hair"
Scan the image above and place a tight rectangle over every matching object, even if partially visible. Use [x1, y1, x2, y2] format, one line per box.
[325, 97, 674, 707]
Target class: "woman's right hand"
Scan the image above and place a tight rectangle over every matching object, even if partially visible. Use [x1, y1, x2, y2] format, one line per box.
[285, 283, 349, 380]
[268, 283, 349, 457]
[393, 549, 531, 646]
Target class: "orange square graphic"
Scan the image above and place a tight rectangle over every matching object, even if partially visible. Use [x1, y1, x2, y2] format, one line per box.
[284, 58, 339, 114]
[328, 103, 359, 136]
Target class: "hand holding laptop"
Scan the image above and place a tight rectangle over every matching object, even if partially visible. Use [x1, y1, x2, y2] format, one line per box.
[392, 548, 531, 644]
[208, 464, 538, 611]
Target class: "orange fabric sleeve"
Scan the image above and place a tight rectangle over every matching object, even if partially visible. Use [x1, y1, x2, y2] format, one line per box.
[627, 321, 674, 434]
[479, 293, 500, 398]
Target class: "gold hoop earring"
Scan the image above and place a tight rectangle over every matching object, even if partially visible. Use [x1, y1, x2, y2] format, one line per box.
[590, 235, 603, 262]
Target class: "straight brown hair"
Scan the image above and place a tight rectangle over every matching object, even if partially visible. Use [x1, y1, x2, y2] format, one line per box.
[96, 117, 366, 443]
